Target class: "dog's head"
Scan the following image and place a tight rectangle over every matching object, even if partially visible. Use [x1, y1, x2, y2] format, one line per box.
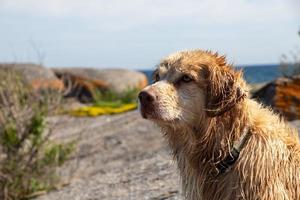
[138, 50, 247, 127]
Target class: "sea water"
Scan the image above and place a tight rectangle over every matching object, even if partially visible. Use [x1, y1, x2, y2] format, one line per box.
[140, 64, 280, 84]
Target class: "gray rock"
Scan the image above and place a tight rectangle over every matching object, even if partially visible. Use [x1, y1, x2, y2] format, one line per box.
[53, 68, 148, 94]
[0, 63, 64, 91]
[36, 111, 180, 200]
[252, 76, 300, 120]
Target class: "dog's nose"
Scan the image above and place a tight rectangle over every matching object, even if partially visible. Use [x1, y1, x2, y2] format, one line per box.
[138, 90, 155, 104]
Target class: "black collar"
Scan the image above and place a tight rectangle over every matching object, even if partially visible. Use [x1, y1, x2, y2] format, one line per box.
[215, 126, 251, 175]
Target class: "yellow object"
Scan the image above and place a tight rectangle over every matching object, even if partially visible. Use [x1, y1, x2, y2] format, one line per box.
[70, 103, 137, 117]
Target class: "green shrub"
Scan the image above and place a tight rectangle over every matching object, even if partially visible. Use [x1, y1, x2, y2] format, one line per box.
[0, 70, 74, 200]
[94, 88, 139, 103]
[93, 88, 139, 107]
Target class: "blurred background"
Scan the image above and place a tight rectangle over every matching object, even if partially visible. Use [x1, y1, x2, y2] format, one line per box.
[0, 0, 299, 82]
[0, 1, 299, 200]
[0, 1, 299, 71]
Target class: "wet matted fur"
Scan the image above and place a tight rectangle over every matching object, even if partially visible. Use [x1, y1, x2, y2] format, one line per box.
[138, 50, 300, 200]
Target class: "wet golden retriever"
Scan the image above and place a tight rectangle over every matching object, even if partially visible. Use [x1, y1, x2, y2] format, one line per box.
[138, 50, 300, 200]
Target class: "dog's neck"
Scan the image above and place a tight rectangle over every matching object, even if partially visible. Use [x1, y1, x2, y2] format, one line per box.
[161, 100, 249, 186]
[167, 104, 247, 158]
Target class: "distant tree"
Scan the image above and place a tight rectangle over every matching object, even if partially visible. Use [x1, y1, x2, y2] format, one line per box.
[280, 29, 300, 77]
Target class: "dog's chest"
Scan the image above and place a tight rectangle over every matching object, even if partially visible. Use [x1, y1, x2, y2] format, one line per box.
[175, 150, 241, 200]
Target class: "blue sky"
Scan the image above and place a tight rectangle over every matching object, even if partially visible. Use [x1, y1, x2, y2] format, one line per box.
[0, 0, 299, 69]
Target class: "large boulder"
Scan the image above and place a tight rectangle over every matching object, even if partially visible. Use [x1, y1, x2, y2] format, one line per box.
[53, 68, 148, 102]
[253, 76, 300, 120]
[0, 63, 64, 91]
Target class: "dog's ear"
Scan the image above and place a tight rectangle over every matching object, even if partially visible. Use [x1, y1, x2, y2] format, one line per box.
[203, 64, 246, 117]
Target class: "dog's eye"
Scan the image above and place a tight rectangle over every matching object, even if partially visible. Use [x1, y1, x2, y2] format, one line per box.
[154, 74, 160, 82]
[181, 75, 192, 83]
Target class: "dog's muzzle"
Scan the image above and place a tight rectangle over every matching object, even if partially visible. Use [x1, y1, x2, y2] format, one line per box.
[138, 88, 157, 119]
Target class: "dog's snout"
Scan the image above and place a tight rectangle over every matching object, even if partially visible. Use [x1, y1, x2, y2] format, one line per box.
[138, 88, 158, 119]
[138, 90, 155, 104]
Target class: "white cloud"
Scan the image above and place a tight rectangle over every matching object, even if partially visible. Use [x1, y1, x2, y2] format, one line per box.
[0, 0, 298, 24]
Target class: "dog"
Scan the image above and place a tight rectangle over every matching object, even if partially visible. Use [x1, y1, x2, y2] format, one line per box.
[138, 50, 300, 200]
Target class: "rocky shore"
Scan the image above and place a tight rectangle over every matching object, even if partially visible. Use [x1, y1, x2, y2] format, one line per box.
[1, 63, 299, 199]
